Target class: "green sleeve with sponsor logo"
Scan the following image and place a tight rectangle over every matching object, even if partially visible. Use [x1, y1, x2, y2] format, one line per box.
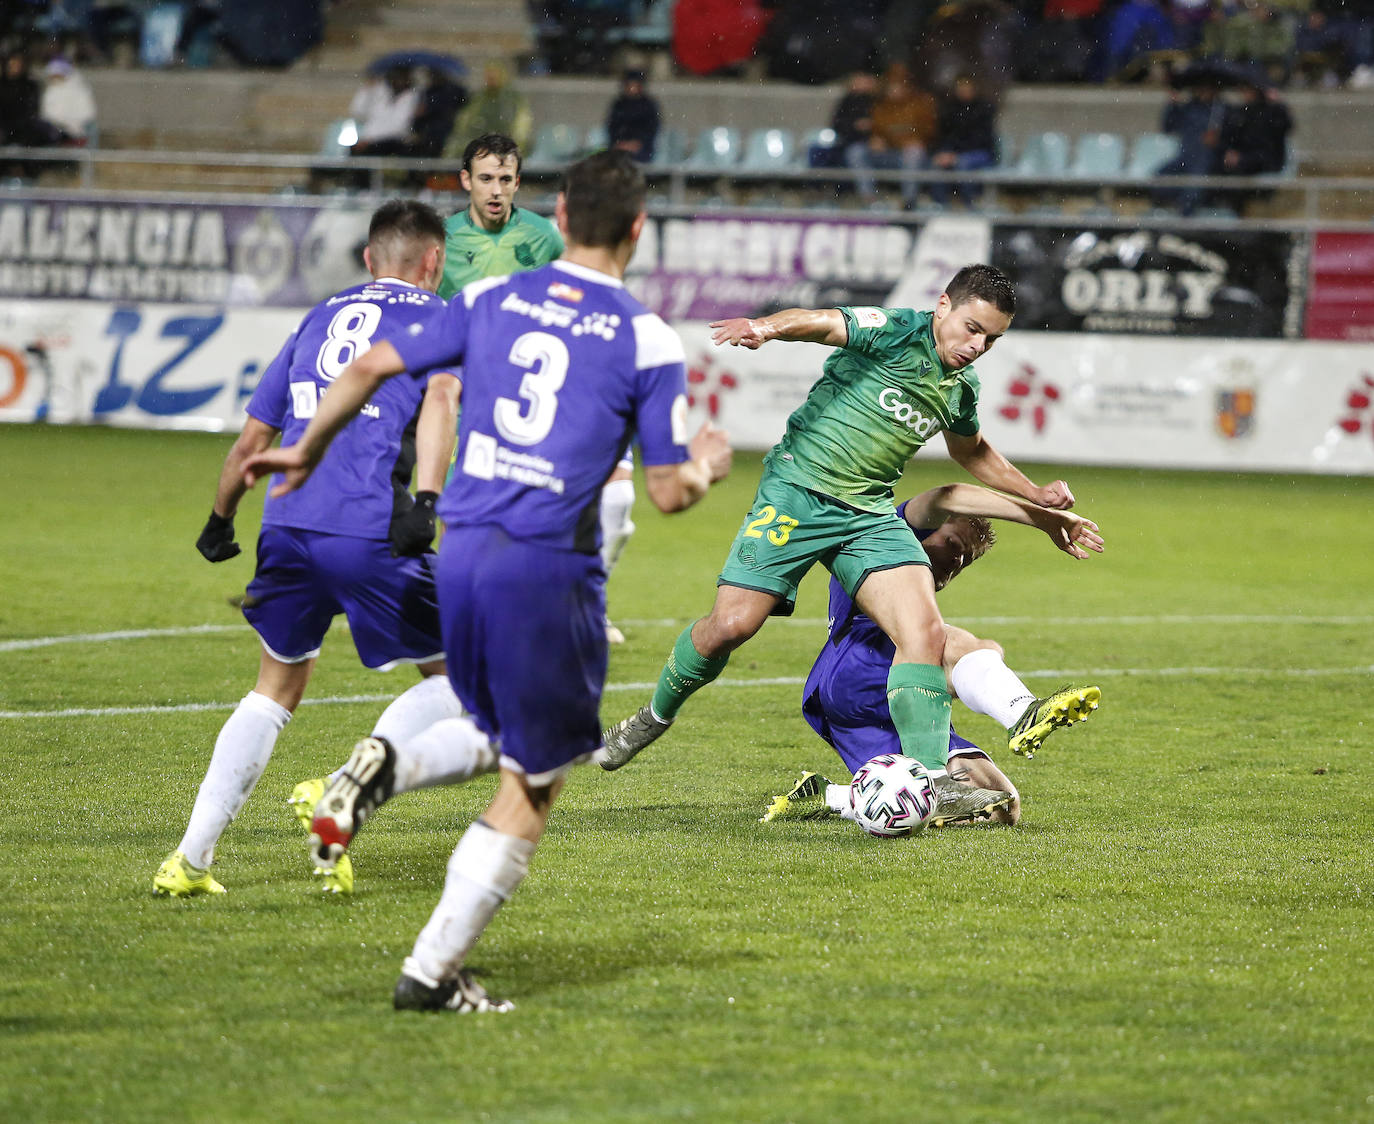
[763, 306, 980, 512]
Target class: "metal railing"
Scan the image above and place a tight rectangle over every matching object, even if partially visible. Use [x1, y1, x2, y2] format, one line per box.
[2, 144, 1371, 224]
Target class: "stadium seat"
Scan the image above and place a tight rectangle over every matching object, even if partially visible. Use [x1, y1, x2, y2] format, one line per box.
[800, 128, 838, 168]
[585, 124, 608, 153]
[742, 128, 795, 172]
[686, 126, 742, 170]
[624, 0, 674, 48]
[652, 125, 690, 166]
[1069, 132, 1125, 178]
[527, 123, 582, 167]
[994, 134, 1014, 169]
[319, 118, 359, 156]
[1014, 131, 1070, 177]
[1127, 132, 1181, 178]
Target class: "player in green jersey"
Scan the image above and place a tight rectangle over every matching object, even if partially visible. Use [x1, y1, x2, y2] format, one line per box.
[437, 133, 637, 642]
[436, 132, 564, 299]
[601, 265, 1078, 814]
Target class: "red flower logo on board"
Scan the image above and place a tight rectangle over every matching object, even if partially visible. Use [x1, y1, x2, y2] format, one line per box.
[687, 354, 739, 419]
[997, 363, 1061, 434]
[1336, 373, 1374, 440]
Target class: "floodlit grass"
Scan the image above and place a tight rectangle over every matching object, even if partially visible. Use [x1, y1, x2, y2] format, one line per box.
[1, 425, 1371, 1123]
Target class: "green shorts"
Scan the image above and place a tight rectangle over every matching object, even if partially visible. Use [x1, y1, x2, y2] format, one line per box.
[716, 472, 928, 615]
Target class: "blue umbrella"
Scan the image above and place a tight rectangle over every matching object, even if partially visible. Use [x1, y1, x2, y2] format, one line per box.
[367, 51, 467, 80]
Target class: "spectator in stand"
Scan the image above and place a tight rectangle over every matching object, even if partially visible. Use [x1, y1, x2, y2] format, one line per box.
[915, 0, 1020, 94]
[1021, 0, 1102, 82]
[1217, 79, 1292, 208]
[809, 71, 877, 169]
[929, 75, 998, 206]
[349, 65, 422, 158]
[38, 57, 96, 145]
[218, 0, 324, 68]
[0, 51, 46, 146]
[1154, 81, 1226, 214]
[445, 62, 532, 156]
[411, 66, 468, 159]
[1293, 7, 1350, 85]
[604, 68, 659, 162]
[1103, 0, 1178, 78]
[845, 63, 938, 210]
[1200, 0, 1295, 83]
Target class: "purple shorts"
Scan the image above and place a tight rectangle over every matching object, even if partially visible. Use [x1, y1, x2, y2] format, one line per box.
[802, 640, 981, 775]
[437, 524, 607, 781]
[242, 526, 443, 669]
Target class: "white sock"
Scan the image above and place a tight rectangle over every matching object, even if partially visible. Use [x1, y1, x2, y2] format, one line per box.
[407, 821, 535, 983]
[392, 716, 499, 795]
[948, 648, 1036, 730]
[372, 674, 465, 750]
[177, 691, 292, 869]
[824, 782, 856, 820]
[599, 478, 636, 573]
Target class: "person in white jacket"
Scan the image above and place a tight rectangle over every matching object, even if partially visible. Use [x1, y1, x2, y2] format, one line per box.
[39, 57, 96, 145]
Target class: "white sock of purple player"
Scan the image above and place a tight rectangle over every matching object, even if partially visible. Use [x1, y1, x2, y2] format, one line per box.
[948, 649, 1037, 729]
[404, 820, 534, 985]
[371, 673, 465, 753]
[599, 477, 636, 572]
[177, 690, 292, 868]
[824, 783, 860, 822]
[390, 716, 499, 794]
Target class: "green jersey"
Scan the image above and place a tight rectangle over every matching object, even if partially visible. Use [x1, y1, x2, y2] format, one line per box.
[437, 207, 564, 298]
[765, 306, 981, 513]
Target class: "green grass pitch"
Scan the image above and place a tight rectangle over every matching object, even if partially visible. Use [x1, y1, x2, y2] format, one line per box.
[1, 424, 1371, 1122]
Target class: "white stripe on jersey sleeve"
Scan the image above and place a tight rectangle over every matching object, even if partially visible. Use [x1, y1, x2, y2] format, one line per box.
[633, 312, 686, 371]
[462, 273, 511, 308]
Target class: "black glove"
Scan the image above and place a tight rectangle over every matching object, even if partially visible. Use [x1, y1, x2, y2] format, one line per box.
[389, 491, 439, 557]
[196, 510, 240, 562]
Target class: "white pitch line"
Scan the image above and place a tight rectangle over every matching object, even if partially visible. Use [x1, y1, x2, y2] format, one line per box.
[3, 614, 1373, 655]
[0, 623, 252, 652]
[2, 665, 1371, 720]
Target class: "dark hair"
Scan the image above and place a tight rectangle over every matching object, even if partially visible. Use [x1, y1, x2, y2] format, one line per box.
[560, 150, 646, 249]
[367, 198, 445, 269]
[462, 132, 522, 175]
[944, 264, 1016, 316]
[368, 198, 445, 244]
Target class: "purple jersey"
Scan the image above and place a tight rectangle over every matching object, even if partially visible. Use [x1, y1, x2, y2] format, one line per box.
[247, 278, 450, 540]
[391, 261, 690, 553]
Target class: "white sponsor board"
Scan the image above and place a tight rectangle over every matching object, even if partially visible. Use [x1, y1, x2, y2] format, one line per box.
[676, 325, 1374, 475]
[4, 300, 1372, 475]
[0, 300, 301, 429]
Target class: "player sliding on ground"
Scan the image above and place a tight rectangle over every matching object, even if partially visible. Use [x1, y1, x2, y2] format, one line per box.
[760, 483, 1104, 829]
[602, 265, 1079, 814]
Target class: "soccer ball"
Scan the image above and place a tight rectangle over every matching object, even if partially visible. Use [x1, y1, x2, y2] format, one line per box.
[849, 754, 937, 837]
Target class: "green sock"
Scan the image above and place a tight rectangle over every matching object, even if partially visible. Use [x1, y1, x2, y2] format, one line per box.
[650, 626, 729, 722]
[886, 662, 952, 773]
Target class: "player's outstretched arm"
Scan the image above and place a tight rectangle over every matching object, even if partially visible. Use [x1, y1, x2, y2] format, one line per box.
[942, 429, 1075, 509]
[905, 483, 1103, 560]
[1034, 507, 1104, 559]
[242, 341, 407, 496]
[709, 308, 848, 350]
[414, 372, 462, 493]
[643, 422, 732, 513]
[196, 416, 280, 561]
